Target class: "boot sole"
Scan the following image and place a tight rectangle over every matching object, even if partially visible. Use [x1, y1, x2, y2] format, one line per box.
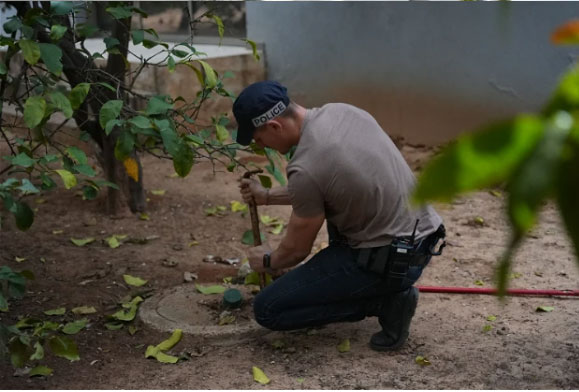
[369, 331, 409, 352]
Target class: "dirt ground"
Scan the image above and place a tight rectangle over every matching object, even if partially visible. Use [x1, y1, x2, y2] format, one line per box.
[1, 144, 579, 389]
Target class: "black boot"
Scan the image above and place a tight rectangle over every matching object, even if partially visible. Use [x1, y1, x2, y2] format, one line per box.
[369, 286, 419, 352]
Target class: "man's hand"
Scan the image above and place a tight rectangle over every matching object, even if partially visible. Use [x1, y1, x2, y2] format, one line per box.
[248, 244, 272, 273]
[239, 178, 268, 205]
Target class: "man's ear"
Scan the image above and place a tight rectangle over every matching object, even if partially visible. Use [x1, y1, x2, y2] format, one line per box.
[268, 119, 283, 134]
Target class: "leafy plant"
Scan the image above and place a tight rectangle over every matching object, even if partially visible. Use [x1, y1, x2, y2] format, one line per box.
[413, 20, 579, 296]
[0, 1, 272, 230]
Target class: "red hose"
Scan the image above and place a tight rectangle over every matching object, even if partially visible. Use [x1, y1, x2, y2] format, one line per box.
[416, 285, 579, 297]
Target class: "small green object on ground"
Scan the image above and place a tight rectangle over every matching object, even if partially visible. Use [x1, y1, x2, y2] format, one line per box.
[222, 288, 243, 309]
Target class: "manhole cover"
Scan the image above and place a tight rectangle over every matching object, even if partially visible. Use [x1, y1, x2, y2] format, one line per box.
[140, 284, 266, 342]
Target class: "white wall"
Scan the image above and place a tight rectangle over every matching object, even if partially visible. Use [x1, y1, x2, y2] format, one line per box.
[247, 2, 579, 144]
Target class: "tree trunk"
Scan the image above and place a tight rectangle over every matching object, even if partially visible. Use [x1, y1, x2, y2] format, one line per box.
[15, 2, 147, 215]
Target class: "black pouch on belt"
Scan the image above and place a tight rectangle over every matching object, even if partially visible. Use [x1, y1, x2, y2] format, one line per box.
[355, 236, 419, 278]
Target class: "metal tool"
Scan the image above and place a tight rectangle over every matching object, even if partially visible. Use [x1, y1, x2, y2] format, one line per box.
[243, 169, 266, 289]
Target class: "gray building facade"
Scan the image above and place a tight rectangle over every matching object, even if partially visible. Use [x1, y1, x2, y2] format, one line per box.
[246, 2, 579, 144]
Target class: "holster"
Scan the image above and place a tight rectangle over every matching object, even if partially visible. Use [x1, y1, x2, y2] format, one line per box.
[355, 225, 446, 287]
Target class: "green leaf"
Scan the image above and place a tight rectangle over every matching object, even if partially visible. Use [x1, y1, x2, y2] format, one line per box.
[487, 315, 497, 322]
[215, 124, 229, 142]
[39, 43, 63, 76]
[144, 329, 182, 364]
[23, 96, 46, 128]
[9, 338, 30, 368]
[230, 200, 248, 213]
[64, 146, 87, 165]
[111, 296, 143, 321]
[55, 169, 77, 189]
[10, 152, 36, 168]
[29, 342, 44, 361]
[123, 274, 147, 287]
[172, 142, 194, 178]
[156, 329, 182, 351]
[70, 237, 95, 247]
[73, 164, 95, 177]
[50, 24, 67, 41]
[62, 319, 87, 335]
[507, 112, 572, 234]
[244, 271, 273, 286]
[265, 164, 287, 186]
[29, 365, 52, 377]
[104, 37, 120, 51]
[131, 30, 145, 45]
[210, 15, 225, 41]
[3, 17, 22, 34]
[482, 324, 493, 332]
[5, 199, 34, 231]
[105, 119, 123, 136]
[51, 1, 73, 15]
[44, 307, 66, 316]
[48, 336, 79, 361]
[536, 306, 554, 313]
[77, 23, 99, 38]
[146, 96, 173, 116]
[195, 284, 226, 295]
[97, 82, 117, 92]
[474, 279, 484, 286]
[114, 131, 135, 161]
[99, 100, 123, 129]
[197, 60, 218, 89]
[17, 179, 39, 195]
[106, 5, 133, 19]
[71, 306, 97, 315]
[105, 235, 120, 249]
[0, 293, 8, 311]
[145, 346, 179, 363]
[19, 39, 41, 65]
[158, 121, 179, 155]
[252, 366, 270, 385]
[69, 83, 90, 110]
[171, 49, 189, 58]
[105, 322, 124, 330]
[129, 115, 152, 129]
[543, 65, 579, 115]
[258, 175, 272, 189]
[241, 230, 265, 246]
[556, 127, 579, 264]
[48, 91, 72, 118]
[413, 115, 545, 203]
[337, 339, 350, 353]
[243, 39, 261, 61]
[415, 355, 431, 366]
[270, 224, 284, 235]
[167, 56, 176, 73]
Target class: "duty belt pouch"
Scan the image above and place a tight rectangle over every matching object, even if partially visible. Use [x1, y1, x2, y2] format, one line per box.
[355, 240, 415, 288]
[356, 246, 389, 275]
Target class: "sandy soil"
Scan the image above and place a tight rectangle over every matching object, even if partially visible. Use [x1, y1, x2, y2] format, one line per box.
[1, 145, 578, 389]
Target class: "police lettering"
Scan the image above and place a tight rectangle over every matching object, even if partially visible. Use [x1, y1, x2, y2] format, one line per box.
[252, 101, 287, 127]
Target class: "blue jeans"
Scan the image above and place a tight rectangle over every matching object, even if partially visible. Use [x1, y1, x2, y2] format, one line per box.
[253, 225, 436, 331]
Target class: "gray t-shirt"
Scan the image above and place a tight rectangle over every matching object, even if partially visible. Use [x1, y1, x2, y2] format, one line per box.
[287, 103, 443, 248]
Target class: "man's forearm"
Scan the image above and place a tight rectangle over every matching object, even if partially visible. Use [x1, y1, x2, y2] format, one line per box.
[266, 186, 292, 205]
[270, 242, 309, 270]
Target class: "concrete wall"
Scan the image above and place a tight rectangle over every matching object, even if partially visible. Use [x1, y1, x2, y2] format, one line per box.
[246, 2, 579, 145]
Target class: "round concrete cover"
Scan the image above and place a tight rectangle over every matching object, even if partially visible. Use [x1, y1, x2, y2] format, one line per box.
[140, 284, 266, 341]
